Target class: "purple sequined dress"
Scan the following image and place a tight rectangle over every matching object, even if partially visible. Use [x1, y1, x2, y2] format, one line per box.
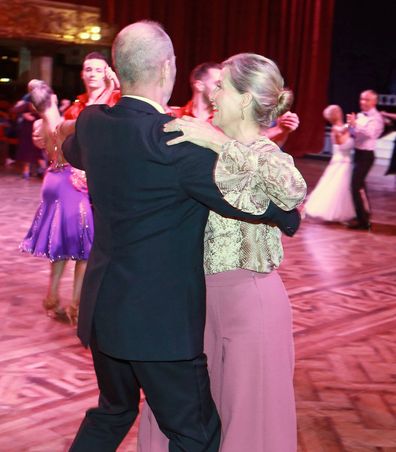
[20, 164, 93, 262]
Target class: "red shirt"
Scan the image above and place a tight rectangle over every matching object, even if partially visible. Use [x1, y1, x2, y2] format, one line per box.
[64, 91, 121, 120]
[167, 100, 194, 118]
[167, 100, 214, 122]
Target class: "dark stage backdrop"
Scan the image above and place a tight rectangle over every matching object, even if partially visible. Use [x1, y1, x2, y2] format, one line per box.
[102, 0, 335, 156]
[329, 0, 396, 115]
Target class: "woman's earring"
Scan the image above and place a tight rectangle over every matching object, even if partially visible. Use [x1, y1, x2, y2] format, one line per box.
[241, 108, 245, 120]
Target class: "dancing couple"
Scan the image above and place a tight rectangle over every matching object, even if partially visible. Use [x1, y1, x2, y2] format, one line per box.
[28, 20, 306, 452]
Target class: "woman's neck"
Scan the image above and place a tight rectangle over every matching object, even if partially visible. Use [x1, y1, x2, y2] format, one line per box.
[223, 120, 262, 145]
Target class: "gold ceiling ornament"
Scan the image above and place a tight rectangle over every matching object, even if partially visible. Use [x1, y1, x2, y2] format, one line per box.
[0, 0, 115, 46]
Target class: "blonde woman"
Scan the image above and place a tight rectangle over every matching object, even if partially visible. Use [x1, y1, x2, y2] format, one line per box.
[138, 53, 306, 452]
[304, 105, 355, 222]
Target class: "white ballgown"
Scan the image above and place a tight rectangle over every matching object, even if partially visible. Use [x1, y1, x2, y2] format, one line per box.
[304, 137, 355, 222]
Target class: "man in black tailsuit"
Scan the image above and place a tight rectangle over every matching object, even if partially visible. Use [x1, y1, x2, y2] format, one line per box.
[63, 20, 300, 452]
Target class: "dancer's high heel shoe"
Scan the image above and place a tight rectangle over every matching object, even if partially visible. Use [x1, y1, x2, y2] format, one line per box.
[65, 304, 78, 326]
[43, 297, 67, 321]
[43, 297, 60, 316]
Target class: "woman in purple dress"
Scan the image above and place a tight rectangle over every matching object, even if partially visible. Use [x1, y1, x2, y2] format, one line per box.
[20, 80, 93, 325]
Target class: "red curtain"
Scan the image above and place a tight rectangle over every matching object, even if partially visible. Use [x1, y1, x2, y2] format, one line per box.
[103, 0, 335, 155]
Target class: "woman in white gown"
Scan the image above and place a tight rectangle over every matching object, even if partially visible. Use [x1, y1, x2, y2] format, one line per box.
[304, 104, 355, 222]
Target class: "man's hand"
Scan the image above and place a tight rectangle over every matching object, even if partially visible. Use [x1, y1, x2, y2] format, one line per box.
[346, 113, 356, 128]
[265, 111, 299, 146]
[104, 66, 120, 90]
[277, 111, 299, 132]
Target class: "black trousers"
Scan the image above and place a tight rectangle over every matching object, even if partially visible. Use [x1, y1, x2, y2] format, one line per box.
[385, 140, 396, 175]
[69, 330, 220, 452]
[351, 149, 375, 226]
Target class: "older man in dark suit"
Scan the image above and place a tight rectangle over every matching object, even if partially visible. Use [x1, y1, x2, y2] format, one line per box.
[63, 20, 300, 452]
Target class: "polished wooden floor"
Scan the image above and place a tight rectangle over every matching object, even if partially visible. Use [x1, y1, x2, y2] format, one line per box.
[0, 158, 395, 452]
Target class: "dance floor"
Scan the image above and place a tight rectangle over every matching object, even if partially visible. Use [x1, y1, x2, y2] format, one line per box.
[0, 158, 395, 452]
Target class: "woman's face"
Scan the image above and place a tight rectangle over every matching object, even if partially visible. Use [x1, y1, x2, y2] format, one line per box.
[211, 67, 245, 132]
[326, 108, 342, 124]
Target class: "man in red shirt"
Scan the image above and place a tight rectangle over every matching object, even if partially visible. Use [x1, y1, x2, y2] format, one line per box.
[59, 52, 120, 135]
[33, 52, 120, 148]
[168, 62, 221, 121]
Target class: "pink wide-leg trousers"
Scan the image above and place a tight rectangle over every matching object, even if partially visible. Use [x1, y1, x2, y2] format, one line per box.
[138, 269, 297, 452]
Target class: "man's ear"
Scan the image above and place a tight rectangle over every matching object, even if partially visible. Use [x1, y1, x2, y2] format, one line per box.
[160, 62, 167, 86]
[160, 59, 172, 86]
[193, 79, 204, 93]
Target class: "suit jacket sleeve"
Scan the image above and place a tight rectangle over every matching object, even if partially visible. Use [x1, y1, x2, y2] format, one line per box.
[167, 136, 300, 235]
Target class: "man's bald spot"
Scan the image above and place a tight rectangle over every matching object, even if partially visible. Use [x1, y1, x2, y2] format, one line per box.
[112, 20, 174, 86]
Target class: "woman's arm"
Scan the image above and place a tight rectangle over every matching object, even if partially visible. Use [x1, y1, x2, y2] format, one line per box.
[381, 111, 396, 120]
[163, 115, 230, 152]
[163, 116, 307, 213]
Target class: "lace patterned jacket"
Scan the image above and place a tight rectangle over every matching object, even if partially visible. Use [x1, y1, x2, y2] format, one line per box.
[204, 137, 307, 274]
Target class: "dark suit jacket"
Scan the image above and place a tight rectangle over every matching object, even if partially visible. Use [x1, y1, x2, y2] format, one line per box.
[63, 97, 298, 361]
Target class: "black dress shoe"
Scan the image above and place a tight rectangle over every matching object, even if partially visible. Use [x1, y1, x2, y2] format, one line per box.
[347, 220, 371, 230]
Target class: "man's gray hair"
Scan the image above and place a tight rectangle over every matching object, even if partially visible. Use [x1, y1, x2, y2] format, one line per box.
[362, 89, 378, 102]
[112, 20, 174, 86]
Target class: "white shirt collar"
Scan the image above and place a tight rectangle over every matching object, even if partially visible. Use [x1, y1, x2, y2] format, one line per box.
[360, 107, 378, 117]
[122, 95, 165, 114]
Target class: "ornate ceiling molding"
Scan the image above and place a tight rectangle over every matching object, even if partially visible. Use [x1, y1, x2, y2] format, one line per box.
[0, 0, 115, 46]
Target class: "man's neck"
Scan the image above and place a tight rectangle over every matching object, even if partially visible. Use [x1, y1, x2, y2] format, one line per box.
[362, 107, 377, 114]
[122, 84, 166, 109]
[86, 86, 105, 104]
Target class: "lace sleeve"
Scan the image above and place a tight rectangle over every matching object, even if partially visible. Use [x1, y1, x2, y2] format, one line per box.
[214, 138, 307, 214]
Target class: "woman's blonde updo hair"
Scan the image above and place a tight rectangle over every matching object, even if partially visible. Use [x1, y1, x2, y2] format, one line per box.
[222, 53, 293, 127]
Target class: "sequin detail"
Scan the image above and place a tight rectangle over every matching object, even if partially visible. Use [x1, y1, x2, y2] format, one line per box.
[71, 168, 88, 193]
